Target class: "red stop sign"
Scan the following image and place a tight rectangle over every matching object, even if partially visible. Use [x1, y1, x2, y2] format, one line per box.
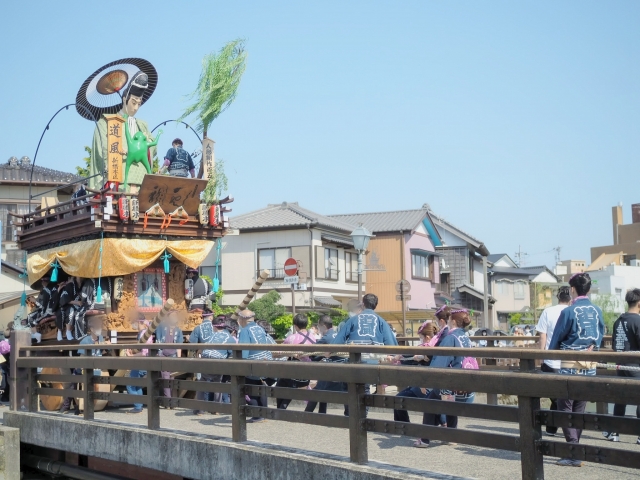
[284, 258, 298, 277]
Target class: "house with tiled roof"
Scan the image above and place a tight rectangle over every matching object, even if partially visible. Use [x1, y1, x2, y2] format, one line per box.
[1, 156, 80, 264]
[427, 209, 494, 328]
[329, 206, 443, 334]
[488, 254, 561, 329]
[204, 202, 361, 311]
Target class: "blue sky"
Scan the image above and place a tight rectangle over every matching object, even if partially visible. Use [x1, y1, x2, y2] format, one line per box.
[2, 1, 639, 268]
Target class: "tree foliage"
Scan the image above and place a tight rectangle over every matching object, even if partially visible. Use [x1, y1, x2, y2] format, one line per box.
[180, 39, 247, 138]
[247, 290, 286, 323]
[202, 158, 229, 206]
[76, 146, 92, 177]
[591, 294, 620, 334]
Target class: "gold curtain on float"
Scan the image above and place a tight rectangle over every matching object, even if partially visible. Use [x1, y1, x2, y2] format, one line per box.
[27, 238, 214, 285]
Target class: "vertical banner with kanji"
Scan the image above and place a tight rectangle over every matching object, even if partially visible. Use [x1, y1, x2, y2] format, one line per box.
[105, 114, 125, 183]
[202, 137, 215, 180]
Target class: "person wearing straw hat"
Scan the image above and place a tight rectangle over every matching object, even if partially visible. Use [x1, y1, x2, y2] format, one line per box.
[190, 311, 234, 415]
[237, 309, 275, 423]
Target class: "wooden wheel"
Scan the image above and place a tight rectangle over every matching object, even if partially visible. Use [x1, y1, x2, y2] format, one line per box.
[78, 370, 110, 411]
[39, 367, 65, 411]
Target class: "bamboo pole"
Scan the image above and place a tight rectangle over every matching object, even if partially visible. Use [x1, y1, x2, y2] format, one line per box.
[230, 270, 270, 320]
[138, 299, 175, 344]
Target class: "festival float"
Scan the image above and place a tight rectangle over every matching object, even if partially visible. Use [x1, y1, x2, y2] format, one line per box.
[11, 56, 235, 344]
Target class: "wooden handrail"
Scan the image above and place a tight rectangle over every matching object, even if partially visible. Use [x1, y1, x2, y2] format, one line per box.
[11, 329, 640, 479]
[20, 342, 640, 363]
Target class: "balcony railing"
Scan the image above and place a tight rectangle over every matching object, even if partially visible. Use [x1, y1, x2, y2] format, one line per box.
[257, 268, 286, 280]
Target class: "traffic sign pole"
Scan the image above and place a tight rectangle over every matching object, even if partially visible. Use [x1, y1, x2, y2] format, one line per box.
[284, 258, 298, 315]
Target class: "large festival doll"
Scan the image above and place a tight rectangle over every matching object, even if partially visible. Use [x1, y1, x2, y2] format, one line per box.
[88, 71, 157, 191]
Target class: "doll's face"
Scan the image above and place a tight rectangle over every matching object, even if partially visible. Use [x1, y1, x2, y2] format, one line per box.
[124, 95, 142, 116]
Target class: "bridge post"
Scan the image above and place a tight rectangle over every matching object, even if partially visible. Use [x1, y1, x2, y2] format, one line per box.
[10, 330, 31, 412]
[231, 350, 247, 442]
[518, 358, 544, 480]
[147, 370, 161, 430]
[83, 368, 95, 420]
[348, 352, 367, 464]
[27, 367, 38, 412]
[485, 340, 498, 405]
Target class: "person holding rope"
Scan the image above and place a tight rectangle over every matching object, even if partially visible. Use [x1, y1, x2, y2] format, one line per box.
[604, 288, 640, 444]
[548, 272, 604, 467]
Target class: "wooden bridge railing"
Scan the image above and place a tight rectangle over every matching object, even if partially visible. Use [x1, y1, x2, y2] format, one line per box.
[10, 334, 640, 480]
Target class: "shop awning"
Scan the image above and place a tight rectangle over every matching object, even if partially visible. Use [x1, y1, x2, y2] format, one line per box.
[314, 296, 342, 307]
[321, 234, 354, 247]
[410, 248, 443, 257]
[458, 284, 496, 304]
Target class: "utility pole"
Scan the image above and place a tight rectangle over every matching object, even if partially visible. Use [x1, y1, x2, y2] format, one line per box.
[515, 245, 528, 267]
[553, 246, 562, 265]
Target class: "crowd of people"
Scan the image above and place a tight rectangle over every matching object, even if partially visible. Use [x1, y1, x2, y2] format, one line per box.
[19, 275, 640, 468]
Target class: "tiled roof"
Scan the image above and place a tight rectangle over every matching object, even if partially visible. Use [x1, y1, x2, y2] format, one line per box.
[328, 208, 428, 233]
[231, 202, 357, 232]
[1, 158, 80, 184]
[0, 290, 37, 305]
[428, 210, 483, 247]
[489, 266, 536, 276]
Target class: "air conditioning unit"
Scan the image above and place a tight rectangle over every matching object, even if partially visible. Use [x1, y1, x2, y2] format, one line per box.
[631, 259, 640, 267]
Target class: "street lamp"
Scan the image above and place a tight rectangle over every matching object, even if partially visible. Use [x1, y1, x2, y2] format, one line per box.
[350, 225, 373, 301]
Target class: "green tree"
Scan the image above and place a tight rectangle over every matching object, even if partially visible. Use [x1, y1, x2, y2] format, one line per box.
[591, 294, 620, 334]
[271, 314, 293, 339]
[76, 146, 91, 177]
[180, 39, 247, 139]
[202, 158, 228, 206]
[508, 313, 523, 328]
[247, 290, 286, 323]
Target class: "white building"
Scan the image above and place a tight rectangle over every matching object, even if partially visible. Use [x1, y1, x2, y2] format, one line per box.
[203, 202, 360, 310]
[587, 262, 640, 313]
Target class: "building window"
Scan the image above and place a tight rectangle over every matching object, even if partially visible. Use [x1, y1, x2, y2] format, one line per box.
[496, 281, 509, 296]
[258, 247, 292, 278]
[324, 248, 338, 280]
[412, 253, 430, 280]
[514, 282, 526, 300]
[0, 204, 28, 242]
[345, 252, 358, 282]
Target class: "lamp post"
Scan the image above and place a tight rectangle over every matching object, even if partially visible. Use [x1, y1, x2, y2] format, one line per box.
[350, 225, 373, 301]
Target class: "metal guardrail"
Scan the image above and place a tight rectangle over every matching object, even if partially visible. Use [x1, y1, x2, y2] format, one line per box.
[11, 337, 640, 480]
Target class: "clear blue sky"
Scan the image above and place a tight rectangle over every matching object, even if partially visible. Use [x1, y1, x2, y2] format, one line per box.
[2, 1, 639, 268]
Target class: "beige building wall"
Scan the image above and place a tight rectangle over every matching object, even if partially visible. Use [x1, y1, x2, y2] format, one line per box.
[491, 278, 531, 325]
[365, 235, 403, 312]
[209, 228, 358, 309]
